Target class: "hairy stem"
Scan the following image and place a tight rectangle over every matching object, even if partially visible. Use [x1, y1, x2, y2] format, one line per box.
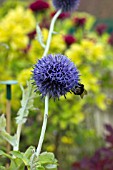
[43, 9, 62, 57]
[36, 94, 49, 157]
[13, 123, 22, 151]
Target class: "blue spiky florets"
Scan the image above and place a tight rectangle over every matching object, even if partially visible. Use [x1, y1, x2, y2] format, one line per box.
[33, 54, 79, 98]
[52, 0, 80, 12]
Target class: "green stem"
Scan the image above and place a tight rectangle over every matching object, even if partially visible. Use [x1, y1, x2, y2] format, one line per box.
[43, 9, 62, 57]
[30, 9, 62, 168]
[35, 9, 62, 157]
[13, 123, 22, 151]
[36, 94, 49, 157]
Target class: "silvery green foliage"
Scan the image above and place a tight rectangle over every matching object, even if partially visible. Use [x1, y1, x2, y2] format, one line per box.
[0, 114, 6, 131]
[0, 147, 57, 170]
[0, 146, 35, 169]
[36, 24, 45, 49]
[30, 152, 57, 170]
[0, 115, 17, 147]
[16, 81, 36, 124]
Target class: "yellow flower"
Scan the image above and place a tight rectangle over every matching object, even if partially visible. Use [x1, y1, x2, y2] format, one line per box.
[65, 44, 84, 66]
[46, 145, 55, 152]
[50, 33, 66, 53]
[81, 39, 105, 62]
[28, 39, 43, 63]
[80, 66, 99, 92]
[18, 68, 32, 86]
[42, 28, 66, 53]
[61, 136, 73, 144]
[95, 93, 106, 110]
[0, 6, 36, 49]
[93, 43, 105, 60]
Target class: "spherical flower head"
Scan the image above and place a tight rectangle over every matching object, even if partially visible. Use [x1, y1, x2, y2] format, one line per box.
[33, 54, 79, 98]
[52, 0, 80, 12]
[29, 0, 50, 12]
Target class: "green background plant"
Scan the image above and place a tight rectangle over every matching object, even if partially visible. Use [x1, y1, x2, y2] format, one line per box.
[0, 0, 113, 169]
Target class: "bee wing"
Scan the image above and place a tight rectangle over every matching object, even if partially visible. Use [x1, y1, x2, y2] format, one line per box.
[80, 89, 87, 99]
[84, 89, 87, 95]
[80, 93, 84, 99]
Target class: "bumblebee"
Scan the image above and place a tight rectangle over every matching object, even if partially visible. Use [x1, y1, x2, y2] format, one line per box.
[71, 83, 87, 98]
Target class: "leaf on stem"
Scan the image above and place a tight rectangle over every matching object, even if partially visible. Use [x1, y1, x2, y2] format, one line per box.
[0, 115, 17, 147]
[30, 152, 58, 170]
[36, 23, 45, 49]
[15, 81, 36, 125]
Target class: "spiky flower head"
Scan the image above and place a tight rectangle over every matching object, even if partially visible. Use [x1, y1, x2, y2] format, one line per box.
[33, 54, 79, 99]
[52, 0, 80, 12]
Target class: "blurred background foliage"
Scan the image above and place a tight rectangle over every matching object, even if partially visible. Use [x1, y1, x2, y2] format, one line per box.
[0, 0, 113, 169]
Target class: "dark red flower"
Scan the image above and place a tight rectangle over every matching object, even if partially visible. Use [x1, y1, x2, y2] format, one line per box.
[64, 34, 76, 46]
[51, 11, 70, 20]
[73, 17, 86, 27]
[27, 30, 36, 40]
[72, 162, 81, 170]
[22, 44, 31, 54]
[29, 0, 50, 12]
[95, 24, 107, 36]
[108, 33, 113, 46]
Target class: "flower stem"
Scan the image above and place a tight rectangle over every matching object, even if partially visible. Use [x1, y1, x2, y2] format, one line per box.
[43, 9, 62, 57]
[36, 93, 49, 157]
[13, 123, 22, 151]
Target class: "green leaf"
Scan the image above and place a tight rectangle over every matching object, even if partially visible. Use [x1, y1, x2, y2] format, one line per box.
[10, 151, 23, 159]
[36, 164, 45, 170]
[38, 152, 57, 165]
[0, 150, 12, 159]
[0, 166, 5, 170]
[0, 114, 6, 131]
[9, 159, 25, 170]
[45, 164, 57, 170]
[10, 151, 29, 166]
[24, 146, 35, 159]
[0, 130, 17, 147]
[30, 152, 58, 170]
[16, 81, 36, 124]
[36, 23, 45, 48]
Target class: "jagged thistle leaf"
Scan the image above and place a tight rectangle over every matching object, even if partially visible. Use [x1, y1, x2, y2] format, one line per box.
[0, 131, 17, 147]
[0, 150, 12, 159]
[16, 81, 36, 124]
[30, 152, 57, 170]
[36, 23, 45, 49]
[38, 152, 57, 165]
[0, 115, 17, 147]
[45, 164, 57, 170]
[24, 146, 35, 159]
[0, 114, 6, 131]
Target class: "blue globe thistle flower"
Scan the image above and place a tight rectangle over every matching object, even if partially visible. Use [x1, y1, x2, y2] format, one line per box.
[52, 0, 80, 12]
[32, 54, 80, 99]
